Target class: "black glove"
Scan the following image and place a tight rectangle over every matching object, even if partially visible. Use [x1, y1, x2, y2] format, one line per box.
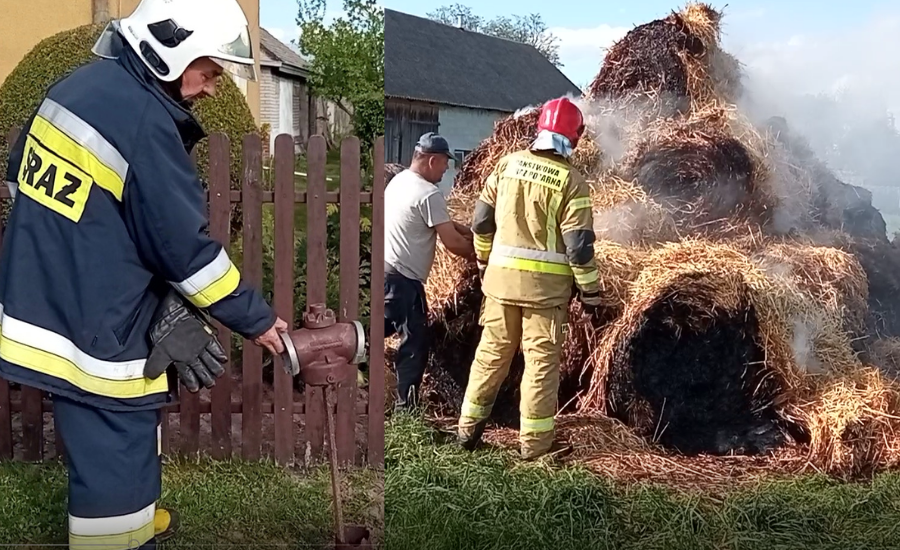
[579, 290, 602, 317]
[145, 290, 227, 393]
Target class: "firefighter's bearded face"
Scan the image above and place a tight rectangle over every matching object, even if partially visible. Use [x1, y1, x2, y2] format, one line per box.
[179, 57, 225, 104]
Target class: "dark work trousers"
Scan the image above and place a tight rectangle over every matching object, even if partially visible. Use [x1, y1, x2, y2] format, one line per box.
[384, 263, 430, 407]
[53, 393, 162, 549]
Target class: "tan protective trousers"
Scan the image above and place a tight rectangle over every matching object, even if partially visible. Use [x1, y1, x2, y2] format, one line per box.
[458, 296, 568, 458]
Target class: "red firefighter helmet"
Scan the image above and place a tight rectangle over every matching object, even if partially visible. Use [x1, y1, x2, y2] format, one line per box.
[537, 97, 585, 147]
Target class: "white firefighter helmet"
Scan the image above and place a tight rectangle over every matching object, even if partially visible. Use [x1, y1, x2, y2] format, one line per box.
[92, 0, 256, 82]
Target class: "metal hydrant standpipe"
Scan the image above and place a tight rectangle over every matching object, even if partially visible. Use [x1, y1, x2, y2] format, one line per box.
[278, 304, 370, 549]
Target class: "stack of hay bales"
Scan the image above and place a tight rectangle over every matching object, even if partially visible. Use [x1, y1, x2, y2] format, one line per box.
[391, 1, 900, 477]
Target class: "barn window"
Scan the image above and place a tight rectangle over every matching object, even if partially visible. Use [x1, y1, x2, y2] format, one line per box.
[454, 149, 472, 167]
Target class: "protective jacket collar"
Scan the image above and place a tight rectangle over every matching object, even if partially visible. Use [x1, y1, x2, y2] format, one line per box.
[108, 29, 207, 151]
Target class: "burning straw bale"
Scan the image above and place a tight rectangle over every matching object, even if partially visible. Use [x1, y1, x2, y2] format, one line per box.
[622, 112, 775, 234]
[579, 239, 862, 458]
[587, 3, 739, 113]
[590, 175, 679, 245]
[745, 240, 870, 337]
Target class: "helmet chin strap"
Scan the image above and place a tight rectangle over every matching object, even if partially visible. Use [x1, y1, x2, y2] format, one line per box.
[531, 130, 574, 158]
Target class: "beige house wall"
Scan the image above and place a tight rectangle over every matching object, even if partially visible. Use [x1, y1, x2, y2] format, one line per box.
[0, 0, 261, 123]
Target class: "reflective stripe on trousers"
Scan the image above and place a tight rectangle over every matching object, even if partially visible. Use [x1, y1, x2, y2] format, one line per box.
[69, 502, 156, 549]
[53, 394, 161, 550]
[459, 296, 567, 455]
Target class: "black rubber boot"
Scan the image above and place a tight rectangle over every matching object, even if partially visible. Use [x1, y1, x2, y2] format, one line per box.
[521, 440, 573, 461]
[458, 419, 488, 451]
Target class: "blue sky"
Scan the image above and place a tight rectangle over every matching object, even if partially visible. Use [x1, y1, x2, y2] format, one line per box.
[261, 0, 900, 115]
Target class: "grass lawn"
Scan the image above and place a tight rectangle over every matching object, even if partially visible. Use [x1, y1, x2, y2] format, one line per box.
[386, 413, 900, 550]
[0, 455, 383, 548]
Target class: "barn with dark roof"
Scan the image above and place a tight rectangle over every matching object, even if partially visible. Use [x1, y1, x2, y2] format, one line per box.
[385, 8, 582, 192]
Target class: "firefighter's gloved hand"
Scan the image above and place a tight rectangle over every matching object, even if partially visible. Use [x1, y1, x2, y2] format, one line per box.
[579, 290, 602, 317]
[477, 261, 487, 283]
[145, 290, 228, 393]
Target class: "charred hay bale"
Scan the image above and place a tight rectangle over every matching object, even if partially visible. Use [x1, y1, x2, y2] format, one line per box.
[765, 116, 888, 240]
[623, 118, 773, 234]
[587, 3, 737, 113]
[839, 237, 900, 338]
[580, 239, 860, 457]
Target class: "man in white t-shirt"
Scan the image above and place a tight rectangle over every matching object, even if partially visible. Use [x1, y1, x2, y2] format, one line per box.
[385, 133, 475, 410]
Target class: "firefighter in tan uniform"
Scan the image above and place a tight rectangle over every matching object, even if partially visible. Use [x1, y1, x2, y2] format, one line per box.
[458, 97, 602, 459]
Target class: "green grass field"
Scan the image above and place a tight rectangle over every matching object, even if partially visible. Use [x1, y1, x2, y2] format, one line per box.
[385, 413, 900, 550]
[0, 456, 383, 548]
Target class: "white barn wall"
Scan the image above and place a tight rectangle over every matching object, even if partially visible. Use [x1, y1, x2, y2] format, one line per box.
[436, 105, 506, 195]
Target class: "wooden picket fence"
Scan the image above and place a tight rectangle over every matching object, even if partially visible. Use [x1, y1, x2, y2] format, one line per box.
[0, 129, 386, 468]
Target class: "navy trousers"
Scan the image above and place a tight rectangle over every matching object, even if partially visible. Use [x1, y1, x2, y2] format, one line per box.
[384, 264, 429, 407]
[53, 394, 161, 549]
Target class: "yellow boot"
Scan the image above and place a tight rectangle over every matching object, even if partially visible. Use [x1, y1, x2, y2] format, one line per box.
[154, 508, 180, 542]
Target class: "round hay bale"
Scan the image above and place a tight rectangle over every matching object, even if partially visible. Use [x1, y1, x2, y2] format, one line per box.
[586, 3, 737, 113]
[579, 239, 860, 456]
[834, 237, 900, 338]
[581, 241, 789, 455]
[747, 241, 869, 337]
[622, 115, 773, 234]
[785, 367, 900, 478]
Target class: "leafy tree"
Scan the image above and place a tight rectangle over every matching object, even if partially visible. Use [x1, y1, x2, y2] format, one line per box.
[295, 0, 384, 152]
[426, 4, 562, 67]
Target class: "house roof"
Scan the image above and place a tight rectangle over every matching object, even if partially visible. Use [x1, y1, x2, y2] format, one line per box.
[259, 28, 309, 77]
[385, 9, 582, 112]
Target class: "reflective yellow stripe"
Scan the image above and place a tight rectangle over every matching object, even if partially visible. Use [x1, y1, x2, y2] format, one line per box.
[172, 248, 242, 308]
[569, 196, 592, 211]
[0, 304, 166, 399]
[520, 416, 555, 435]
[490, 255, 573, 276]
[572, 266, 599, 286]
[473, 234, 493, 254]
[28, 115, 125, 201]
[461, 399, 491, 420]
[69, 502, 155, 550]
[0, 333, 167, 399]
[546, 193, 562, 255]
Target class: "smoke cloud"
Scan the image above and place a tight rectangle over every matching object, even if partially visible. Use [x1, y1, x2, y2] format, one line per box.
[725, 10, 900, 232]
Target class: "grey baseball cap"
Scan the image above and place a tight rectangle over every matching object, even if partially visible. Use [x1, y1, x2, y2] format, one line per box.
[415, 132, 455, 159]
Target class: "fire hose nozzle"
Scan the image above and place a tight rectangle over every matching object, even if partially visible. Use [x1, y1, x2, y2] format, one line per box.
[277, 304, 366, 386]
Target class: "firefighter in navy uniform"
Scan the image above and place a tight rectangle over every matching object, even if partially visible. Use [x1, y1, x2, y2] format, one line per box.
[458, 97, 602, 460]
[0, 0, 288, 547]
